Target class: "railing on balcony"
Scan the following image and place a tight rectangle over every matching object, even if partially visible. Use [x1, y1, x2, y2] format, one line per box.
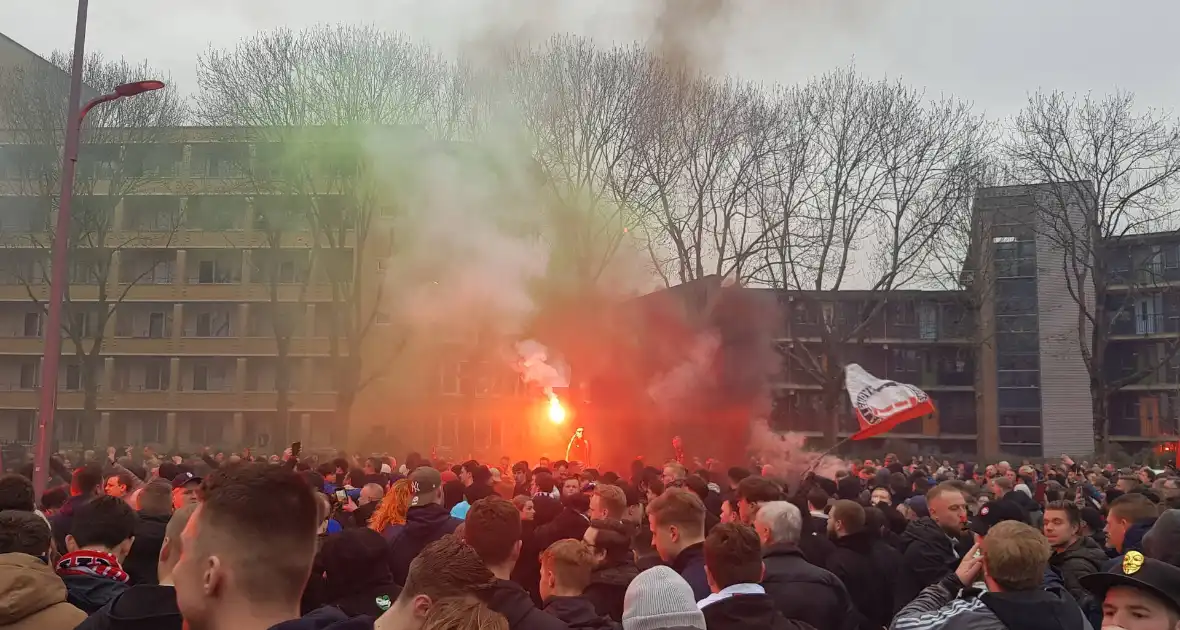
[1110, 313, 1180, 336]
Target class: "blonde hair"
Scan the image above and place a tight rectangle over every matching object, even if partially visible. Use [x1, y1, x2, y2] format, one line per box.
[368, 478, 411, 532]
[421, 597, 508, 630]
[983, 520, 1051, 591]
[541, 539, 596, 593]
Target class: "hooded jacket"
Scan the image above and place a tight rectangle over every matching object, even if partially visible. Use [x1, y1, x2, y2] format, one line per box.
[761, 542, 855, 630]
[1104, 517, 1159, 572]
[896, 517, 970, 606]
[123, 512, 170, 586]
[889, 575, 1091, 630]
[483, 579, 569, 630]
[701, 593, 816, 630]
[1142, 508, 1180, 565]
[0, 553, 87, 630]
[1049, 536, 1108, 606]
[826, 531, 904, 629]
[386, 503, 462, 585]
[75, 584, 182, 630]
[582, 560, 639, 622]
[669, 542, 710, 602]
[543, 596, 619, 630]
[267, 606, 377, 630]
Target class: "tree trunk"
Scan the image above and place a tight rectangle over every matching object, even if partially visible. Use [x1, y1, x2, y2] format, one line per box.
[1091, 384, 1110, 459]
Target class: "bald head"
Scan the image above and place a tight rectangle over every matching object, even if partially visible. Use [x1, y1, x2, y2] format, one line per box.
[360, 483, 384, 506]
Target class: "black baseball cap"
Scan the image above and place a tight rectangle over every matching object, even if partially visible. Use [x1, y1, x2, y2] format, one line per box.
[970, 500, 1027, 536]
[171, 472, 202, 490]
[1080, 552, 1180, 614]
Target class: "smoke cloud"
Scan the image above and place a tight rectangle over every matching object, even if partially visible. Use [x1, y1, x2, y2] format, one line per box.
[512, 338, 571, 392]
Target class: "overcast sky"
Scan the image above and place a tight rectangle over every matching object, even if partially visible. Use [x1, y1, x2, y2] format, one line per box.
[3, 0, 1180, 120]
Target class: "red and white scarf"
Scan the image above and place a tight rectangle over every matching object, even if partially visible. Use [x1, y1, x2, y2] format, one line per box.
[56, 549, 130, 584]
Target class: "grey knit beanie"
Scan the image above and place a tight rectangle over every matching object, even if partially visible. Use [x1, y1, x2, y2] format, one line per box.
[622, 565, 707, 630]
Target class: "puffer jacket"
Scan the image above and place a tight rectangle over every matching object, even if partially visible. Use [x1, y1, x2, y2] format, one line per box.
[895, 517, 971, 606]
[1050, 536, 1108, 606]
[582, 561, 638, 622]
[0, 553, 87, 630]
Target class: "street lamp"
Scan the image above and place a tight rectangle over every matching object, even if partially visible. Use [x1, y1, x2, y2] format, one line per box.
[30, 0, 166, 501]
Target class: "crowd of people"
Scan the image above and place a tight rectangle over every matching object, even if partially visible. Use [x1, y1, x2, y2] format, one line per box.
[0, 447, 1178, 630]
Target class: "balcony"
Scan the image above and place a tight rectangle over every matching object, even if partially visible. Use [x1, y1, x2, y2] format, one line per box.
[1110, 313, 1180, 338]
[0, 281, 338, 303]
[0, 388, 336, 411]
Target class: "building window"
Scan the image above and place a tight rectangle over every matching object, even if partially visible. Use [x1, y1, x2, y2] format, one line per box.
[19, 361, 37, 389]
[65, 365, 82, 391]
[145, 362, 170, 391]
[141, 416, 165, 444]
[148, 312, 167, 338]
[15, 411, 34, 444]
[892, 301, 916, 326]
[439, 363, 460, 395]
[22, 312, 41, 337]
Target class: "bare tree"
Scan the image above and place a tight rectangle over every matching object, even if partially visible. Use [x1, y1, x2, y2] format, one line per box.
[506, 37, 649, 291]
[0, 52, 187, 433]
[195, 25, 433, 429]
[758, 67, 990, 445]
[1005, 90, 1180, 455]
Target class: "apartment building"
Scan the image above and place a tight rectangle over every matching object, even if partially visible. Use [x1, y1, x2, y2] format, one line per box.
[1104, 231, 1180, 453]
[0, 126, 395, 454]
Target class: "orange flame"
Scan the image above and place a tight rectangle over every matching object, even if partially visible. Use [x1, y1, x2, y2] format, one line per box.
[547, 392, 566, 424]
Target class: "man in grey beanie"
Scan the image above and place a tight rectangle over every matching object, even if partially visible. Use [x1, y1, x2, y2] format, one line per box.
[621, 566, 706, 630]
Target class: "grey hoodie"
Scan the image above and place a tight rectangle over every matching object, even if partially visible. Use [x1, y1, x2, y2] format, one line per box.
[1142, 509, 1180, 566]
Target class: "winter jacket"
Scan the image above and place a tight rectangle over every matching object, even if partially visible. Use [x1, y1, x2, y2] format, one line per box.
[896, 518, 971, 606]
[75, 584, 182, 630]
[535, 507, 591, 555]
[669, 542, 710, 602]
[1049, 537, 1107, 608]
[582, 560, 639, 622]
[888, 574, 1091, 630]
[702, 592, 816, 630]
[544, 596, 619, 630]
[483, 579, 569, 630]
[827, 531, 904, 629]
[533, 494, 565, 527]
[386, 503, 462, 585]
[123, 513, 170, 585]
[58, 569, 130, 614]
[761, 542, 856, 630]
[0, 553, 87, 630]
[266, 606, 377, 630]
[328, 581, 400, 618]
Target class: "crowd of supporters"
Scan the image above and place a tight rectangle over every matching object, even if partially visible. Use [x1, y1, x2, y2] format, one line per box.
[0, 448, 1178, 629]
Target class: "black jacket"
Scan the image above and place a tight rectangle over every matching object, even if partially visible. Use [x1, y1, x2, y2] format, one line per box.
[1050, 536, 1108, 608]
[895, 517, 970, 606]
[701, 593, 816, 630]
[328, 581, 401, 618]
[582, 561, 639, 622]
[826, 531, 903, 629]
[533, 494, 564, 527]
[386, 503, 462, 585]
[60, 573, 130, 615]
[75, 584, 182, 630]
[124, 513, 170, 586]
[483, 579, 569, 630]
[535, 507, 591, 554]
[761, 543, 854, 630]
[670, 542, 710, 602]
[544, 596, 619, 630]
[267, 606, 377, 630]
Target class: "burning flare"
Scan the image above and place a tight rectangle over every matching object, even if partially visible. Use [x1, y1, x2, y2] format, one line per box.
[546, 391, 566, 425]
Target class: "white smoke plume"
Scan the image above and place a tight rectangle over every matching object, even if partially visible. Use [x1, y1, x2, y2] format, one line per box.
[512, 338, 571, 393]
[749, 419, 848, 486]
